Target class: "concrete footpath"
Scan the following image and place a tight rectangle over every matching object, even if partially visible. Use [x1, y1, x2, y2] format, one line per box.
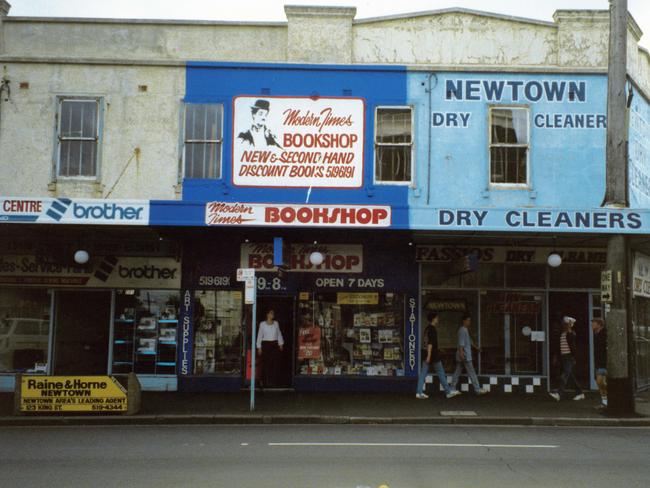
[1, 389, 649, 427]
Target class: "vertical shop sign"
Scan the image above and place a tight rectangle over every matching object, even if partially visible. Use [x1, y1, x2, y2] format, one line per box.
[177, 289, 194, 376]
[407, 297, 417, 375]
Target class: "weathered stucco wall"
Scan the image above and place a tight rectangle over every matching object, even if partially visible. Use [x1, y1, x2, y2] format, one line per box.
[3, 19, 287, 62]
[353, 11, 558, 67]
[286, 6, 355, 64]
[0, 63, 184, 199]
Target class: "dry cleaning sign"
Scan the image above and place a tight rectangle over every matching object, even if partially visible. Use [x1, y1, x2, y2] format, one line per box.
[19, 376, 127, 412]
[232, 96, 364, 188]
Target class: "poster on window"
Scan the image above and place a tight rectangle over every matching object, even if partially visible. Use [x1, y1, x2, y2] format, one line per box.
[298, 325, 322, 360]
[232, 96, 364, 188]
[633, 252, 650, 298]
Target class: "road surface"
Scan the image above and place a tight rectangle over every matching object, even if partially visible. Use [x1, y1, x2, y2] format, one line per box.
[1, 424, 649, 487]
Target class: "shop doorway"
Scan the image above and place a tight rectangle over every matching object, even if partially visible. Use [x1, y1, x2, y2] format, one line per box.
[255, 296, 295, 388]
[53, 290, 112, 375]
[549, 292, 590, 388]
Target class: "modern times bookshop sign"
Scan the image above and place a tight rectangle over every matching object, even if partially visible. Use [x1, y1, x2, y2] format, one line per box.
[232, 96, 364, 188]
[18, 376, 128, 413]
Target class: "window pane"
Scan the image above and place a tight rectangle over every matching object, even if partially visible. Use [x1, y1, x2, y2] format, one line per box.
[491, 109, 528, 144]
[421, 263, 461, 288]
[80, 141, 97, 176]
[480, 291, 543, 375]
[490, 147, 527, 184]
[185, 142, 221, 179]
[506, 264, 546, 288]
[193, 291, 243, 376]
[297, 293, 405, 376]
[0, 288, 51, 373]
[81, 102, 97, 138]
[60, 140, 81, 177]
[463, 263, 505, 288]
[375, 145, 411, 182]
[185, 104, 221, 141]
[422, 291, 478, 371]
[61, 101, 97, 138]
[550, 264, 602, 288]
[376, 108, 411, 144]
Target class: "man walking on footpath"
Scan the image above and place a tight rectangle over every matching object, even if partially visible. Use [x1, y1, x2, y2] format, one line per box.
[416, 312, 461, 399]
[451, 314, 488, 395]
[592, 318, 608, 408]
[549, 316, 585, 401]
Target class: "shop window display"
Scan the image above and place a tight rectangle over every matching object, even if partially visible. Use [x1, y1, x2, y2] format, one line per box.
[480, 291, 544, 375]
[193, 290, 243, 375]
[112, 290, 179, 375]
[297, 293, 405, 376]
[421, 291, 478, 367]
[0, 288, 51, 373]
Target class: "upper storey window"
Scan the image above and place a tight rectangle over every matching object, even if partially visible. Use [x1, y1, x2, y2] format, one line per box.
[56, 98, 101, 178]
[183, 104, 223, 179]
[374, 107, 413, 184]
[489, 107, 529, 187]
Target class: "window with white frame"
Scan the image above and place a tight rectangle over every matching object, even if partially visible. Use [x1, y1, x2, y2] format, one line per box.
[57, 98, 101, 178]
[183, 104, 223, 179]
[374, 107, 413, 183]
[489, 107, 529, 186]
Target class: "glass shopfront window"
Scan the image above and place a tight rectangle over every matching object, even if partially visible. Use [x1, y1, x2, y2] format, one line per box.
[0, 288, 51, 373]
[421, 291, 479, 367]
[550, 264, 602, 288]
[193, 290, 243, 375]
[112, 290, 180, 375]
[634, 297, 650, 390]
[296, 292, 405, 376]
[480, 291, 544, 375]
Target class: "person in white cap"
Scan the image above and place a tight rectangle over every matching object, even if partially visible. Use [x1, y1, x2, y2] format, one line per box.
[549, 316, 585, 401]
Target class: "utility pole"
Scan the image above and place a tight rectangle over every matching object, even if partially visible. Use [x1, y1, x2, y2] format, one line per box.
[604, 0, 634, 415]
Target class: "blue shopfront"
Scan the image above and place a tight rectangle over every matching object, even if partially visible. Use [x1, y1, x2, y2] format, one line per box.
[175, 228, 419, 392]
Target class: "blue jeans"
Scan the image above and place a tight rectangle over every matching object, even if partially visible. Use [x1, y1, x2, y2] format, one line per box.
[417, 360, 453, 395]
[558, 355, 582, 397]
[451, 360, 481, 393]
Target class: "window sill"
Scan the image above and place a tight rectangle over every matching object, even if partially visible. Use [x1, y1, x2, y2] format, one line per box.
[49, 180, 104, 198]
[373, 180, 413, 186]
[488, 184, 530, 191]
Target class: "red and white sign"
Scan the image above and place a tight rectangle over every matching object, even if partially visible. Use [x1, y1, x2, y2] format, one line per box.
[241, 243, 363, 273]
[298, 326, 322, 360]
[206, 202, 391, 228]
[232, 96, 364, 188]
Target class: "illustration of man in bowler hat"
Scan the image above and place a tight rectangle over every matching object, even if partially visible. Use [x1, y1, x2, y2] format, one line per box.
[237, 99, 282, 149]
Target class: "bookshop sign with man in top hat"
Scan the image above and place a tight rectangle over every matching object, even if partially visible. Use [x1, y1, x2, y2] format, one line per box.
[232, 96, 365, 188]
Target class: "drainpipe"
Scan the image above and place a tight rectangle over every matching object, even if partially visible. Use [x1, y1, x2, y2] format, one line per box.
[425, 73, 436, 205]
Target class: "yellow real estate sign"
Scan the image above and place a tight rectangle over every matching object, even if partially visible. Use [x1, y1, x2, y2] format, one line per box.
[20, 376, 128, 413]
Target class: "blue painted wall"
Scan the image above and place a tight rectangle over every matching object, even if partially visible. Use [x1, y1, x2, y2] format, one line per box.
[183, 62, 410, 228]
[629, 85, 650, 208]
[406, 73, 608, 218]
[172, 64, 619, 231]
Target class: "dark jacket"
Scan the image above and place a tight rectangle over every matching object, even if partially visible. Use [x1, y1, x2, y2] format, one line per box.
[238, 129, 282, 148]
[594, 328, 607, 369]
[423, 325, 441, 363]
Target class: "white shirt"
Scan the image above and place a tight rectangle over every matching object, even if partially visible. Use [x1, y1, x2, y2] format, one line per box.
[257, 320, 284, 348]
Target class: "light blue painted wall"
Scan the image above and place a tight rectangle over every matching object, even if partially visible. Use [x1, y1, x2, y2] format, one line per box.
[629, 86, 650, 208]
[407, 73, 608, 220]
